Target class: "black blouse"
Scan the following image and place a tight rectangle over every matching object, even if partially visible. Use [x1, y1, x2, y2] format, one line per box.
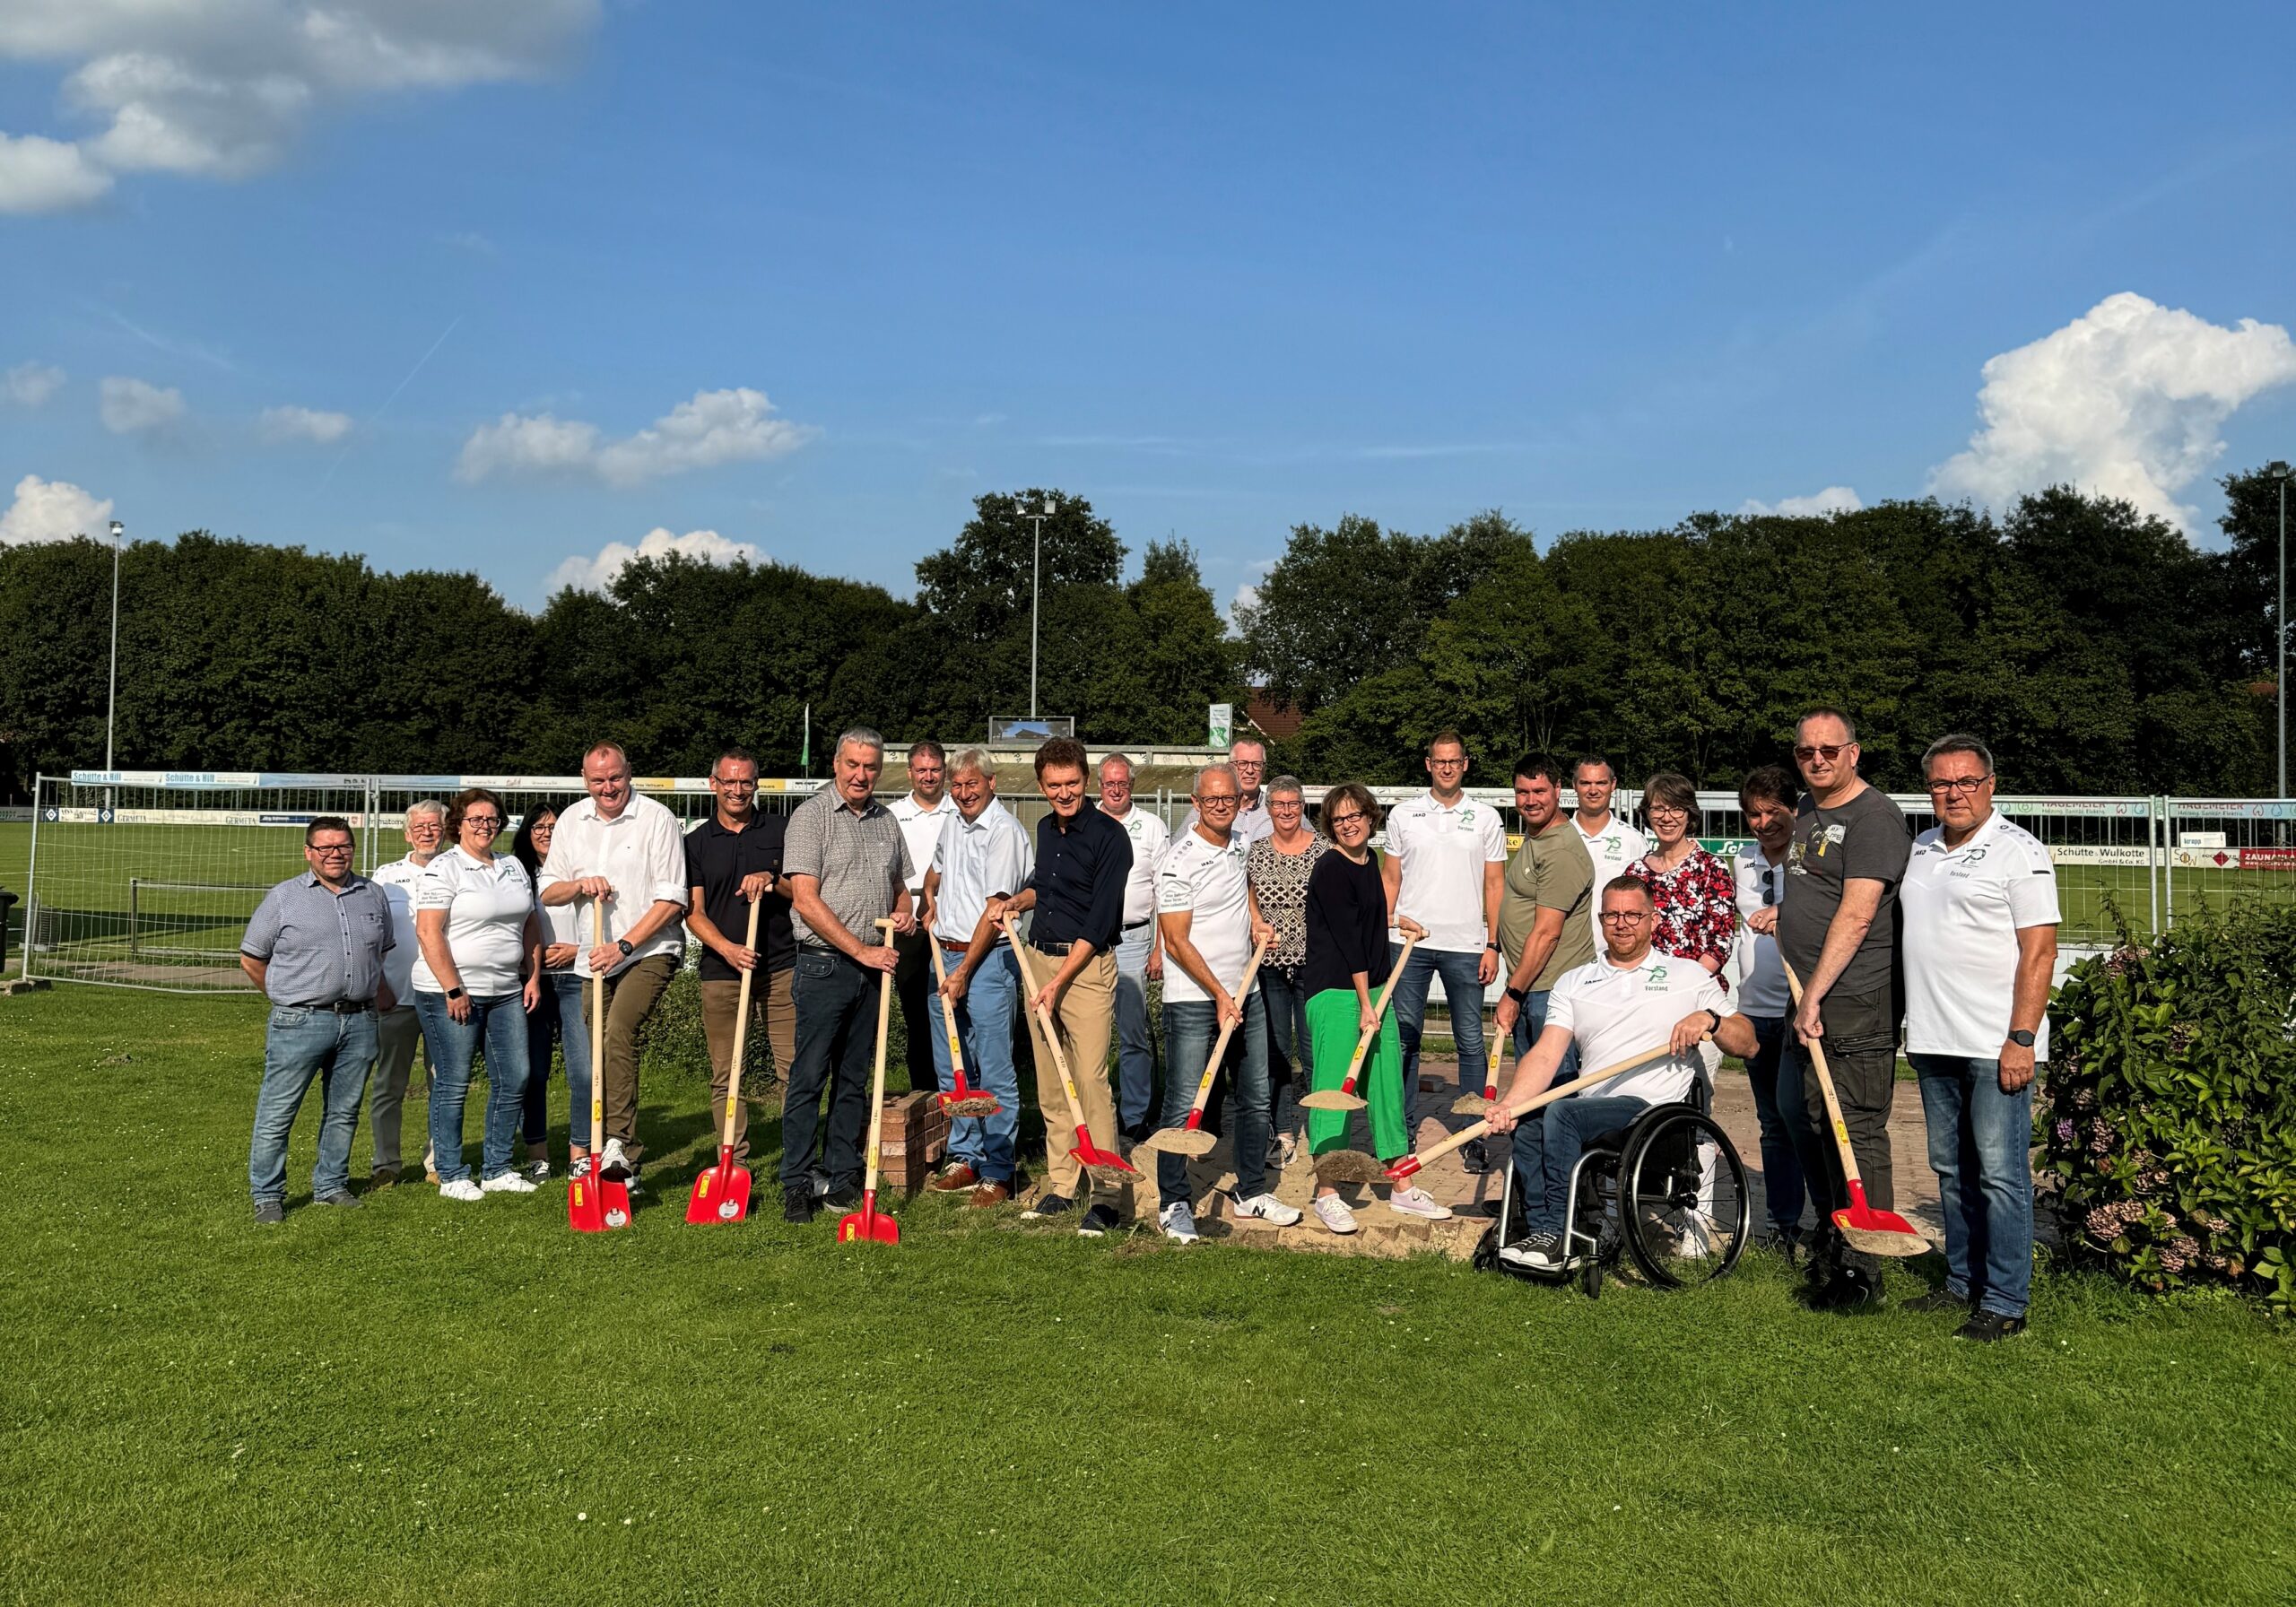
[1300, 849, 1392, 1000]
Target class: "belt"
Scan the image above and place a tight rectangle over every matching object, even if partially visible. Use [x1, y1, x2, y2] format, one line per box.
[937, 937, 971, 953]
[1123, 918, 1152, 931]
[292, 999, 374, 1014]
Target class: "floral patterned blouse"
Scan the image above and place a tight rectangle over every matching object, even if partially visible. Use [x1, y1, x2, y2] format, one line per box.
[1626, 846, 1739, 978]
[1247, 834, 1327, 975]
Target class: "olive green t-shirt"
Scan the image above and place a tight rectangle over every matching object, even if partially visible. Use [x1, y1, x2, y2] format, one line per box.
[1496, 819, 1597, 991]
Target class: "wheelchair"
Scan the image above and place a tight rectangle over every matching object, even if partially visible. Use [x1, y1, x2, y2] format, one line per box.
[1472, 1075, 1749, 1298]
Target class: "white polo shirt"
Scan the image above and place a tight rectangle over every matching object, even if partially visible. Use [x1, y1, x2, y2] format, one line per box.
[371, 855, 431, 1004]
[1156, 825, 1255, 1003]
[890, 791, 960, 896]
[930, 798, 1034, 947]
[1544, 948, 1726, 1106]
[1902, 812, 2061, 1060]
[535, 793, 690, 977]
[411, 847, 535, 996]
[1573, 811, 1648, 946]
[1729, 844, 1791, 1018]
[1385, 791, 1508, 954]
[1103, 804, 1170, 928]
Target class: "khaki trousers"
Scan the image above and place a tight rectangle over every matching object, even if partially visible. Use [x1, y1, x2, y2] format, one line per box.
[1023, 946, 1124, 1203]
[699, 967, 796, 1164]
[580, 952, 675, 1161]
[365, 1004, 424, 1173]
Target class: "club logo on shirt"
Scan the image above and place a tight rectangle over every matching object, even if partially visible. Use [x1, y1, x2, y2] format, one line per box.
[1645, 964, 1669, 989]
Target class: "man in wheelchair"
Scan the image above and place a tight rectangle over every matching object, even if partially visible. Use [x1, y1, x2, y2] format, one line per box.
[1488, 875, 1761, 1271]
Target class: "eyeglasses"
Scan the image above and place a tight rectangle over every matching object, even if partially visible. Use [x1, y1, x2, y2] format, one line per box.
[1646, 804, 1690, 821]
[1792, 743, 1848, 762]
[1232, 760, 1265, 770]
[309, 844, 354, 856]
[1598, 910, 1649, 924]
[464, 816, 503, 831]
[1196, 794, 1240, 809]
[1429, 757, 1467, 769]
[1326, 811, 1367, 827]
[1926, 776, 1991, 795]
[715, 779, 758, 792]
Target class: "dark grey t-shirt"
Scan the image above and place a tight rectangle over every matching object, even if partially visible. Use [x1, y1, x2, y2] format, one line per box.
[1779, 785, 1910, 1001]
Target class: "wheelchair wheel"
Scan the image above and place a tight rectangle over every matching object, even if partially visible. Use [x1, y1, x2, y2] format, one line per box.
[1618, 1107, 1748, 1288]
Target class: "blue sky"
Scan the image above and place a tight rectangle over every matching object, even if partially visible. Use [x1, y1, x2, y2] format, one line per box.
[4, 1, 2294, 613]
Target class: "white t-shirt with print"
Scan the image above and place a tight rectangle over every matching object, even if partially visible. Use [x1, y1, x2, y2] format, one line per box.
[1902, 812, 2062, 1060]
[371, 855, 430, 1004]
[890, 792, 960, 895]
[1105, 804, 1171, 927]
[1573, 812, 1648, 947]
[1544, 948, 1726, 1106]
[1156, 826, 1255, 1004]
[1385, 791, 1508, 954]
[411, 847, 535, 996]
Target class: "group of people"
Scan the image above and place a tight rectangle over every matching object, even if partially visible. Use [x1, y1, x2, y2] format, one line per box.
[239, 710, 2057, 1341]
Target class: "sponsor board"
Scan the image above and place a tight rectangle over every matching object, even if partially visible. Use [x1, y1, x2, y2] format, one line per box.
[2170, 846, 2296, 871]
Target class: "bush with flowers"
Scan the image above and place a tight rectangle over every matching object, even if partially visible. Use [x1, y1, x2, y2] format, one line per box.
[2039, 900, 2296, 1313]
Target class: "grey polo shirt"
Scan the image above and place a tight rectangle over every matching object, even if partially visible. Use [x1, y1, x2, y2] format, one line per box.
[783, 788, 913, 951]
[240, 871, 396, 1007]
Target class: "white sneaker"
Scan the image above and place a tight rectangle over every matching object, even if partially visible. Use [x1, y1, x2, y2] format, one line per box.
[1386, 1186, 1454, 1221]
[1231, 1192, 1303, 1227]
[439, 1178, 483, 1203]
[1275, 1132, 1300, 1168]
[1668, 1210, 1718, 1257]
[480, 1172, 538, 1195]
[599, 1138, 632, 1180]
[1312, 1193, 1359, 1235]
[1159, 1203, 1200, 1244]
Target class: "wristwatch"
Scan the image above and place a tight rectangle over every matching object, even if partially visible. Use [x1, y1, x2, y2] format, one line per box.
[616, 938, 635, 957]
[1506, 986, 1530, 1005]
[2007, 1029, 2036, 1047]
[446, 986, 465, 1001]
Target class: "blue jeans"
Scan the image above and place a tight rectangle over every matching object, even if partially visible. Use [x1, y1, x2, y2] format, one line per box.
[522, 969, 594, 1148]
[1159, 992, 1271, 1211]
[414, 990, 533, 1184]
[1911, 1054, 2034, 1318]
[928, 945, 1024, 1185]
[1111, 923, 1158, 1133]
[1509, 988, 1581, 1085]
[1510, 1095, 1648, 1236]
[1259, 965, 1312, 1087]
[1743, 1015, 1805, 1234]
[249, 1005, 378, 1207]
[1391, 943, 1488, 1091]
[782, 949, 877, 1192]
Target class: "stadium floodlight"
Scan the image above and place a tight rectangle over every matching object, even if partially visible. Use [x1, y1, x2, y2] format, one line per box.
[2273, 462, 2292, 801]
[1022, 495, 1059, 718]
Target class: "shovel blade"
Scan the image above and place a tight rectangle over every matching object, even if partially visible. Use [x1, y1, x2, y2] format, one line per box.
[938, 1091, 1003, 1117]
[837, 1194, 900, 1244]
[570, 1171, 632, 1233]
[686, 1156, 752, 1224]
[1835, 1180, 1926, 1256]
[1135, 1128, 1217, 1159]
[1448, 1094, 1494, 1116]
[1072, 1141, 1139, 1177]
[1296, 1090, 1366, 1112]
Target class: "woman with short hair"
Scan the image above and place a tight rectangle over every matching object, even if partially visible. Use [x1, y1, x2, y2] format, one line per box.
[413, 787, 544, 1202]
[511, 798, 587, 1182]
[1246, 775, 1325, 1166]
[1626, 771, 1738, 977]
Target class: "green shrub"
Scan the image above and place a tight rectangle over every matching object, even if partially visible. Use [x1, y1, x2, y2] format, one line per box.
[2040, 900, 2296, 1314]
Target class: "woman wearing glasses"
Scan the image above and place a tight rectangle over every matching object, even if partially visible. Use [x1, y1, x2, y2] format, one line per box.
[1728, 765, 1805, 1248]
[413, 787, 544, 1202]
[1297, 784, 1452, 1232]
[1245, 776, 1326, 1166]
[1624, 771, 1738, 978]
[510, 798, 587, 1182]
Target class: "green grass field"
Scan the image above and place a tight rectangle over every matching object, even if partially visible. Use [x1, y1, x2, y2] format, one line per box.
[4, 983, 2292, 1605]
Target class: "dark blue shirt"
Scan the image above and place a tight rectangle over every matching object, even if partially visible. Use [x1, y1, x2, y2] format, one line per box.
[1028, 804, 1131, 952]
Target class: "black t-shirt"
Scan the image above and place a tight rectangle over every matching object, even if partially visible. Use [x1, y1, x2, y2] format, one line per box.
[683, 813, 795, 981]
[1300, 850, 1393, 1000]
[1779, 784, 1910, 1001]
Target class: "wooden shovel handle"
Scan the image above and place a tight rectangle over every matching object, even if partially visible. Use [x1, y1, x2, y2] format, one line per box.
[1780, 960, 1865, 1190]
[589, 901, 606, 1139]
[1004, 925, 1092, 1130]
[927, 930, 968, 1078]
[1182, 939, 1268, 1120]
[861, 918, 898, 1197]
[1393, 1037, 1694, 1177]
[720, 898, 761, 1149]
[1341, 934, 1417, 1087]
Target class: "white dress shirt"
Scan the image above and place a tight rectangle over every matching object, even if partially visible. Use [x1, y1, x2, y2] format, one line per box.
[1729, 844, 1791, 1018]
[930, 798, 1035, 946]
[535, 793, 689, 976]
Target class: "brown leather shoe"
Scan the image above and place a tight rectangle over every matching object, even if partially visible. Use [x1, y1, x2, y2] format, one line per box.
[927, 1163, 979, 1194]
[966, 1180, 1012, 1209]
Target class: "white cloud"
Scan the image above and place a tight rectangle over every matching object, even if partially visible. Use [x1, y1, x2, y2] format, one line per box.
[258, 404, 352, 445]
[4, 360, 65, 406]
[1929, 291, 2296, 534]
[0, 473, 113, 545]
[457, 387, 816, 487]
[0, 131, 112, 211]
[544, 527, 764, 595]
[1738, 485, 1863, 517]
[99, 374, 185, 434]
[0, 2, 599, 213]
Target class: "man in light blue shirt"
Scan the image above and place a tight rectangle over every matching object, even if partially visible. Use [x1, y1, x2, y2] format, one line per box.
[923, 749, 1034, 1206]
[239, 816, 398, 1224]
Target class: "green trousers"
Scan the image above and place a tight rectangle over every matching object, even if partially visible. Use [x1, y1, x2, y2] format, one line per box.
[1305, 988, 1408, 1161]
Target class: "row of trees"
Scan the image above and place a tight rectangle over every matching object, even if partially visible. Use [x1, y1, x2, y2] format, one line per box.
[0, 475, 2283, 800]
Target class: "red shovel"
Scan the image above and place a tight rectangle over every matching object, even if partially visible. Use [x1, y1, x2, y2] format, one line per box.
[927, 935, 1001, 1119]
[837, 918, 902, 1246]
[1135, 940, 1266, 1159]
[1781, 962, 1928, 1258]
[1299, 934, 1417, 1113]
[569, 900, 632, 1234]
[687, 899, 761, 1224]
[1005, 924, 1136, 1177]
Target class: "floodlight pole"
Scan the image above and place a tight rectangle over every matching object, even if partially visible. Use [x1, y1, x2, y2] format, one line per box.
[106, 518, 123, 801]
[2274, 464, 2289, 802]
[1022, 496, 1057, 718]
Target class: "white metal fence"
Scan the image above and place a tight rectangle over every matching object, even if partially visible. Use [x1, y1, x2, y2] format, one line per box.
[14, 771, 2291, 994]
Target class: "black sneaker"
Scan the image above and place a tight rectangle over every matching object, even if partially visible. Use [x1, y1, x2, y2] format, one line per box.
[1022, 1194, 1075, 1220]
[782, 1186, 817, 1224]
[1903, 1287, 1971, 1315]
[1957, 1309, 2027, 1342]
[822, 1184, 862, 1212]
[312, 1191, 363, 1209]
[1076, 1203, 1121, 1237]
[1460, 1138, 1492, 1176]
[253, 1201, 285, 1225]
[1497, 1230, 1563, 1269]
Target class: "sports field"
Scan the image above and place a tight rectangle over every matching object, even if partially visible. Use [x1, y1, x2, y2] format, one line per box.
[4, 985, 2292, 1605]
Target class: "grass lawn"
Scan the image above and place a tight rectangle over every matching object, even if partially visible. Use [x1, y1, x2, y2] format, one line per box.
[4, 986, 2293, 1605]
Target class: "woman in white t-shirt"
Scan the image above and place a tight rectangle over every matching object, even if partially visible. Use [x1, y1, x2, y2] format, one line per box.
[413, 787, 544, 1202]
